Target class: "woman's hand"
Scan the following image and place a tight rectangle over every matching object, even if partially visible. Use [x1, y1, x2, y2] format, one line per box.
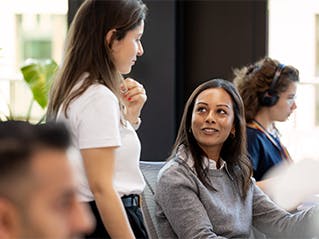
[120, 77, 147, 125]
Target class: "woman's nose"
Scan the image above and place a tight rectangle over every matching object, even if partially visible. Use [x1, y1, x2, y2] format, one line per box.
[205, 111, 216, 123]
[137, 42, 144, 56]
[291, 101, 297, 110]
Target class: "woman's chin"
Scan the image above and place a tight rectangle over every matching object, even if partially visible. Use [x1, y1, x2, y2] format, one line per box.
[119, 67, 132, 75]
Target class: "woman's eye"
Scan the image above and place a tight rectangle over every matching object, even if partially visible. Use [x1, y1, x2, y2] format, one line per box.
[55, 199, 72, 213]
[217, 109, 227, 115]
[197, 107, 206, 113]
[288, 95, 296, 100]
[287, 95, 296, 105]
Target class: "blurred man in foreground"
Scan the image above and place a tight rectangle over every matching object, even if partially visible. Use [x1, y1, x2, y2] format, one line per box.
[0, 121, 94, 239]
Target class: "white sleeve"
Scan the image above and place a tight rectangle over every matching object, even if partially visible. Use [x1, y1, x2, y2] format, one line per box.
[74, 86, 122, 149]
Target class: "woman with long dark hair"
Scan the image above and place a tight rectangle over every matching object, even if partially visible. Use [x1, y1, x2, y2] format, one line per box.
[47, 1, 148, 238]
[155, 79, 319, 238]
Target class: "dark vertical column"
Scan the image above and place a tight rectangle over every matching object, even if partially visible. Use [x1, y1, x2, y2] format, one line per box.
[180, 0, 268, 104]
[130, 1, 177, 162]
[175, 0, 186, 124]
[67, 0, 84, 27]
[252, 0, 268, 60]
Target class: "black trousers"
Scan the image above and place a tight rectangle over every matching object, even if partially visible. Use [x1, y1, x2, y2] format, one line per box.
[85, 198, 149, 239]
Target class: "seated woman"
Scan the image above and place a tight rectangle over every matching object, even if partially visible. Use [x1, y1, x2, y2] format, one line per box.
[233, 57, 298, 189]
[154, 79, 319, 238]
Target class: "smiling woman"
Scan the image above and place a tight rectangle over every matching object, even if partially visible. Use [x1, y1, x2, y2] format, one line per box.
[191, 87, 235, 161]
[154, 78, 319, 239]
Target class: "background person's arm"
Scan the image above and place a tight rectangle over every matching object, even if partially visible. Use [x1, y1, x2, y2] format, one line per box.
[256, 179, 270, 192]
[252, 180, 319, 238]
[81, 147, 135, 239]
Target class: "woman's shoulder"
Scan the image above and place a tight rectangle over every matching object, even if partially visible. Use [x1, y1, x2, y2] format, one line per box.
[73, 72, 116, 99]
[85, 83, 117, 99]
[71, 83, 118, 109]
[157, 157, 197, 186]
[67, 82, 119, 117]
[246, 126, 267, 141]
[158, 159, 180, 177]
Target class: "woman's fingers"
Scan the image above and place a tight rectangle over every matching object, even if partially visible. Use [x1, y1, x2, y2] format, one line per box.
[120, 78, 146, 102]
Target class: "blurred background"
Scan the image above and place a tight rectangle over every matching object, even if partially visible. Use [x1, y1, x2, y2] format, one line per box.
[0, 0, 318, 162]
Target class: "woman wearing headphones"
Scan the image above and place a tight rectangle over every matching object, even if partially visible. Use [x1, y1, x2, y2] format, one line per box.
[233, 57, 299, 190]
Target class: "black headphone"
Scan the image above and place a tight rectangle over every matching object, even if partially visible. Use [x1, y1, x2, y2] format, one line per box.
[260, 63, 285, 107]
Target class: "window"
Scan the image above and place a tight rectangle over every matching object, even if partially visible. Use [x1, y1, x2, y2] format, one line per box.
[316, 84, 319, 126]
[0, 0, 67, 121]
[315, 15, 319, 126]
[269, 0, 319, 160]
[316, 15, 319, 76]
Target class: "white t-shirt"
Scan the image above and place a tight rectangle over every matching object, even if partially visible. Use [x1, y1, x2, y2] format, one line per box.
[58, 73, 145, 201]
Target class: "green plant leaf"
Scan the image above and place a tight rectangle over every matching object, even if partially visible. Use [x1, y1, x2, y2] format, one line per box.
[20, 58, 58, 109]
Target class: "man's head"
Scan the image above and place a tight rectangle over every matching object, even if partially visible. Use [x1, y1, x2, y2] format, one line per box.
[0, 121, 94, 239]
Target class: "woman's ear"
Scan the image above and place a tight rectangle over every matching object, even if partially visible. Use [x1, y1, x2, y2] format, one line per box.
[230, 126, 236, 138]
[105, 29, 117, 48]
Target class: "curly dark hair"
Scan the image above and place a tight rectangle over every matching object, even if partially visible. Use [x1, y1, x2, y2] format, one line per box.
[233, 57, 299, 123]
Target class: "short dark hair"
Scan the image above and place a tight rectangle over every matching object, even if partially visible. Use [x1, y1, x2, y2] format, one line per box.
[0, 121, 71, 204]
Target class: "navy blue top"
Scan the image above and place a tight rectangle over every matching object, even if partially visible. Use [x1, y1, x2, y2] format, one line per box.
[246, 127, 284, 181]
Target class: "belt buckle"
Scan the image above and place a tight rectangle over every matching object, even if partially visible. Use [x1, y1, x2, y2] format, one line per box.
[122, 194, 139, 207]
[132, 195, 139, 207]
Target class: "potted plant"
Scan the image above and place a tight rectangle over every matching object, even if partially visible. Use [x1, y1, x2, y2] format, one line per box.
[0, 58, 58, 122]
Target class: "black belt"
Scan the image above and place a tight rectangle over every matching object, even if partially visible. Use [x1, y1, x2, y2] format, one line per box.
[121, 194, 140, 207]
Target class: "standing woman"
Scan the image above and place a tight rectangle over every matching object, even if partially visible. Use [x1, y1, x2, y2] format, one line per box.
[47, 0, 148, 238]
[233, 57, 299, 190]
